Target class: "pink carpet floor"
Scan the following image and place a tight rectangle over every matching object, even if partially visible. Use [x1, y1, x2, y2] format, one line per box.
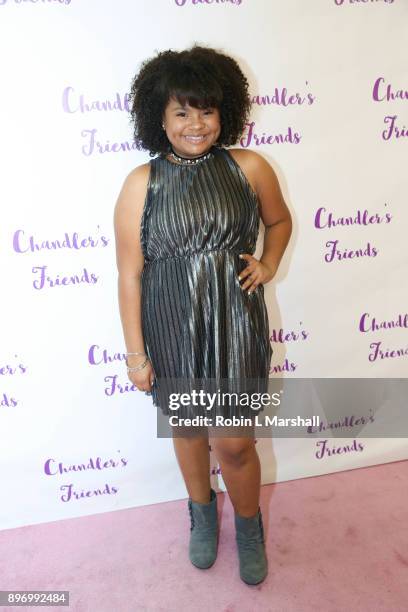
[0, 459, 407, 612]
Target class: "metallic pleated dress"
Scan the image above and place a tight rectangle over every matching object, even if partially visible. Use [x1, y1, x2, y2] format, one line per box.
[140, 145, 272, 420]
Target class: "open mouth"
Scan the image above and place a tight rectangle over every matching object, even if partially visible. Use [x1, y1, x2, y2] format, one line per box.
[184, 135, 207, 143]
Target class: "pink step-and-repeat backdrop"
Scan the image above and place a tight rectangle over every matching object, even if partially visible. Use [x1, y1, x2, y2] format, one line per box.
[0, 0, 407, 530]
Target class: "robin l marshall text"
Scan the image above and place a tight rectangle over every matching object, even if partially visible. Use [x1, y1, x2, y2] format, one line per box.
[168, 415, 320, 427]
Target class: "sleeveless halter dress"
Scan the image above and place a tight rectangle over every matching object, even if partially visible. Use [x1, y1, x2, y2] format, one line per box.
[140, 145, 272, 419]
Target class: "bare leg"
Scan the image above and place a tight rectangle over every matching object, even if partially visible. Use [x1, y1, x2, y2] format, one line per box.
[172, 428, 211, 504]
[211, 436, 260, 517]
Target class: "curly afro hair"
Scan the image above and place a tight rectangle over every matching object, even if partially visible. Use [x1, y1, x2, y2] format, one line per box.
[129, 44, 252, 157]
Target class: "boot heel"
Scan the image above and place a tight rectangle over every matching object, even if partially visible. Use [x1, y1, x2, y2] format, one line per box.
[188, 488, 218, 569]
[234, 507, 268, 585]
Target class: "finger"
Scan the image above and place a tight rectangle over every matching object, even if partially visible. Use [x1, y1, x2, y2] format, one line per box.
[238, 254, 257, 276]
[241, 273, 259, 292]
[246, 281, 259, 295]
[239, 268, 258, 289]
[238, 257, 257, 280]
[237, 265, 254, 283]
[239, 274, 252, 290]
[238, 253, 255, 262]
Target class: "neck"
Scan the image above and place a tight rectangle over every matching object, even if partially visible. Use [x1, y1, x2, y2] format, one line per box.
[170, 145, 213, 160]
[164, 145, 215, 166]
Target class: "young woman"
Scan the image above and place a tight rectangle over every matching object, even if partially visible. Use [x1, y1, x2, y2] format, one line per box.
[114, 44, 292, 585]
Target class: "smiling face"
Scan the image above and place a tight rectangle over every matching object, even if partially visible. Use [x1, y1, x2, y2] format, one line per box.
[162, 96, 221, 158]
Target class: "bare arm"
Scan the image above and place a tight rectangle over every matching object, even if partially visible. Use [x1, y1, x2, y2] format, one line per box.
[251, 152, 292, 274]
[113, 162, 154, 388]
[229, 149, 292, 292]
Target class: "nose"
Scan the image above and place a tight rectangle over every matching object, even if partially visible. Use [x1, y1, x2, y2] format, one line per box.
[188, 114, 206, 129]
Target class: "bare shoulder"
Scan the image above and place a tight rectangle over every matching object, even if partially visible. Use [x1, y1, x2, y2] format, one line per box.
[226, 148, 276, 196]
[113, 162, 153, 271]
[122, 161, 151, 196]
[227, 147, 257, 160]
[228, 148, 274, 173]
[227, 148, 289, 227]
[114, 161, 151, 218]
[126, 160, 151, 179]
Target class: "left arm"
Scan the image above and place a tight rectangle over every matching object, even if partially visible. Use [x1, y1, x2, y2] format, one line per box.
[239, 152, 292, 293]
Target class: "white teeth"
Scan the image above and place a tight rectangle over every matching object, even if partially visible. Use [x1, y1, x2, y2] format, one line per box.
[185, 136, 206, 141]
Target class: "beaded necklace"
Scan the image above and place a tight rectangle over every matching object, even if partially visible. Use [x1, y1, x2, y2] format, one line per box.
[168, 145, 214, 165]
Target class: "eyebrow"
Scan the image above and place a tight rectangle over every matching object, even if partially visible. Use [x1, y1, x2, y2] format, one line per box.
[170, 105, 212, 111]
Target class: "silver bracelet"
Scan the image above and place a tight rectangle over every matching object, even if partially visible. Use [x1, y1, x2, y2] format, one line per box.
[125, 351, 148, 367]
[127, 357, 149, 372]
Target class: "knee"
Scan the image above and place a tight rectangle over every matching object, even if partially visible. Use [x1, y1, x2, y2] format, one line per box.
[212, 440, 254, 467]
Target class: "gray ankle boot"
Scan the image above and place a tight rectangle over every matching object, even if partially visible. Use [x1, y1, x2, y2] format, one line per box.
[188, 488, 218, 569]
[234, 507, 268, 585]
